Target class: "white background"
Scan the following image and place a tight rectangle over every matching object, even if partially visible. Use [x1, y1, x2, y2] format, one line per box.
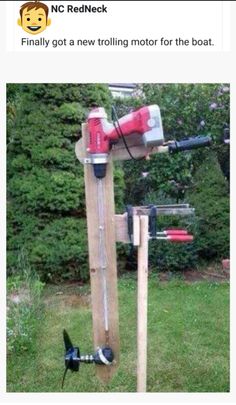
[6, 1, 230, 52]
[0, 0, 235, 404]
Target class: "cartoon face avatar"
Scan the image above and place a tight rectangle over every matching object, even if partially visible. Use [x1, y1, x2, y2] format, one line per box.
[17, 1, 51, 35]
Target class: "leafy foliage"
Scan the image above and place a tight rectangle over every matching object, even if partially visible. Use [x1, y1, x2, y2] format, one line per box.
[30, 218, 88, 281]
[7, 84, 125, 281]
[187, 151, 229, 259]
[7, 84, 229, 280]
[7, 249, 44, 354]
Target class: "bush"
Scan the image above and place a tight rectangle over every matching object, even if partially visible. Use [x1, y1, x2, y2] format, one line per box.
[7, 84, 126, 281]
[187, 151, 229, 259]
[30, 218, 88, 282]
[7, 84, 229, 280]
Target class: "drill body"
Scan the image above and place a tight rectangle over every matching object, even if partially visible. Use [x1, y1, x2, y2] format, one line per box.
[87, 105, 164, 178]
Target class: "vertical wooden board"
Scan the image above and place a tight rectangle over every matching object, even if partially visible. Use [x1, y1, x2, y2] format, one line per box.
[115, 214, 130, 244]
[137, 216, 149, 392]
[82, 124, 120, 382]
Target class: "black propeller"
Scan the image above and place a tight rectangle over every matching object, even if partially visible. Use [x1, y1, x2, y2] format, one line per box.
[62, 329, 80, 388]
[62, 329, 114, 388]
[63, 329, 73, 352]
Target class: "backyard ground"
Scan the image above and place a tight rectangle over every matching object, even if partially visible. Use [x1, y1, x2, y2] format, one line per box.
[7, 273, 230, 393]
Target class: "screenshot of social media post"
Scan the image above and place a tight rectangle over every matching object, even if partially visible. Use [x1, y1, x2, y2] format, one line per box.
[1, 1, 234, 404]
[7, 1, 230, 51]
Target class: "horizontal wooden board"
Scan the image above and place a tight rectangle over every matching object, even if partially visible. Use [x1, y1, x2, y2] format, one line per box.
[75, 133, 169, 163]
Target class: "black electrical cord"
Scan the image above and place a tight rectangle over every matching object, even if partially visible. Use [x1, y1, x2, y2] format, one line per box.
[111, 105, 144, 161]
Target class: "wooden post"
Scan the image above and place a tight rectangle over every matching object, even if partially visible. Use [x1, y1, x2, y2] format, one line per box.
[137, 215, 149, 392]
[82, 124, 120, 382]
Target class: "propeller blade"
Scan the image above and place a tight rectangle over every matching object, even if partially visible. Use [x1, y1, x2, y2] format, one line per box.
[63, 329, 74, 352]
[61, 362, 70, 389]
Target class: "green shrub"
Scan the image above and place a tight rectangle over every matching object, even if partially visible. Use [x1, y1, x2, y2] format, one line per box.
[30, 218, 88, 281]
[8, 168, 85, 212]
[187, 151, 229, 259]
[7, 84, 229, 280]
[7, 84, 126, 281]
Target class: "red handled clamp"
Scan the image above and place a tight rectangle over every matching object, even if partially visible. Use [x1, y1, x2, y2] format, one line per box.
[154, 229, 193, 243]
[156, 233, 194, 243]
[148, 206, 193, 243]
[126, 205, 194, 244]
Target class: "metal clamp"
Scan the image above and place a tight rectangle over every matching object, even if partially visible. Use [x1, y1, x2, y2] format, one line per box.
[148, 205, 157, 239]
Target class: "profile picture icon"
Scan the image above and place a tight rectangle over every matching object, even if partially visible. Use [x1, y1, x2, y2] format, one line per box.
[17, 0, 51, 35]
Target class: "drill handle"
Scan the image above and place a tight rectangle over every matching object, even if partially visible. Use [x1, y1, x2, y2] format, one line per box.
[168, 135, 212, 153]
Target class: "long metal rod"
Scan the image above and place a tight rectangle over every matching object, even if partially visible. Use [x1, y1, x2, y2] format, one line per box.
[97, 178, 109, 332]
[133, 207, 195, 216]
[136, 204, 190, 209]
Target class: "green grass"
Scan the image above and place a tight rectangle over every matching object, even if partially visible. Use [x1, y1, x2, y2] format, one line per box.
[7, 276, 229, 392]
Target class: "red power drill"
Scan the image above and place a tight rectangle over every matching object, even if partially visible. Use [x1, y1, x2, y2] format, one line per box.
[87, 105, 164, 178]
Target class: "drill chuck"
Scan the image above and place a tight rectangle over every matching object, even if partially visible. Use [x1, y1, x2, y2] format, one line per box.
[93, 163, 107, 179]
[89, 153, 109, 179]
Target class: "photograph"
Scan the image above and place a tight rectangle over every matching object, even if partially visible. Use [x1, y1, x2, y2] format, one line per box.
[6, 83, 230, 393]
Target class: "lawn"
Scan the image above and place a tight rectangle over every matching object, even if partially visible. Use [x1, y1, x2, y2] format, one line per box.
[7, 276, 230, 392]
